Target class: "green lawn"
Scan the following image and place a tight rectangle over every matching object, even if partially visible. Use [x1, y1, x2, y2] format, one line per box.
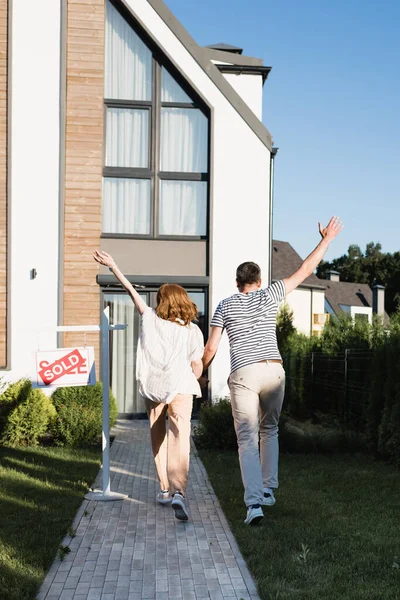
[199, 450, 400, 600]
[0, 445, 101, 600]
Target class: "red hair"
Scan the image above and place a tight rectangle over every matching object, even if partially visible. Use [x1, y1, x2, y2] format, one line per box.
[156, 284, 198, 326]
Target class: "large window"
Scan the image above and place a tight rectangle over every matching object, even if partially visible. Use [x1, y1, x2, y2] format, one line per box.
[103, 0, 209, 239]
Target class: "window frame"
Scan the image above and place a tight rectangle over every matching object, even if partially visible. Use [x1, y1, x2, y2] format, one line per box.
[102, 1, 210, 241]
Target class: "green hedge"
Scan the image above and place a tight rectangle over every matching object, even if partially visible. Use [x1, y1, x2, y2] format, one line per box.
[194, 398, 237, 451]
[282, 313, 400, 465]
[51, 382, 117, 447]
[0, 380, 56, 446]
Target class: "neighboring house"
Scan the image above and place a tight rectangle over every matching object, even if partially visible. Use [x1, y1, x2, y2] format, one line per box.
[0, 0, 276, 413]
[272, 241, 327, 336]
[323, 271, 387, 324]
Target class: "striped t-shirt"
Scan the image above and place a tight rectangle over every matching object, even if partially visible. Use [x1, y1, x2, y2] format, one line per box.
[210, 280, 286, 374]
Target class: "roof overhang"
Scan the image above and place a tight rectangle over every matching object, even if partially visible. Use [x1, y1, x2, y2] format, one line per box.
[216, 64, 272, 84]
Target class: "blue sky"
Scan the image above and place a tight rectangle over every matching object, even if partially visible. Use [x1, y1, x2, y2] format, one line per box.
[165, 0, 400, 261]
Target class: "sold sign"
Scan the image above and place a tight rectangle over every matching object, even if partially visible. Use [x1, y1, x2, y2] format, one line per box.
[36, 347, 96, 388]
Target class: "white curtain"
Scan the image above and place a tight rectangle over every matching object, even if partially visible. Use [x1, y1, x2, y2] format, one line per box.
[107, 294, 145, 414]
[103, 178, 150, 234]
[106, 107, 149, 168]
[105, 0, 152, 101]
[161, 67, 191, 103]
[159, 180, 207, 236]
[161, 108, 208, 172]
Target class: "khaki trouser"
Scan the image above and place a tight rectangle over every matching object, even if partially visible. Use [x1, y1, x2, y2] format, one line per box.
[228, 362, 285, 507]
[145, 394, 193, 496]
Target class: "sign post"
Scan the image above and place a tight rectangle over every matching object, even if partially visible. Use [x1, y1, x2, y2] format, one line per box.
[85, 307, 128, 502]
[35, 308, 128, 502]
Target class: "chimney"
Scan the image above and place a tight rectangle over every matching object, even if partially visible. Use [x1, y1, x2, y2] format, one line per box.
[326, 270, 340, 282]
[372, 284, 385, 317]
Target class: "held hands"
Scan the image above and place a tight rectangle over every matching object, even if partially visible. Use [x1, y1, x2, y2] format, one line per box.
[318, 216, 344, 243]
[198, 374, 209, 389]
[93, 250, 116, 269]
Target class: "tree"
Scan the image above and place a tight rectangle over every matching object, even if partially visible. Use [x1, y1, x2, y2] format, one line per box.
[276, 303, 296, 352]
[317, 243, 400, 315]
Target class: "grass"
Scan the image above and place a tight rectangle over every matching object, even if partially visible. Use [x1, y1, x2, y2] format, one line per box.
[199, 450, 400, 600]
[0, 445, 101, 600]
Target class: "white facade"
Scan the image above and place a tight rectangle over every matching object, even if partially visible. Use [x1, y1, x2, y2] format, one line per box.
[2, 0, 274, 407]
[283, 288, 326, 336]
[339, 304, 373, 324]
[222, 73, 263, 120]
[125, 0, 272, 399]
[4, 0, 61, 383]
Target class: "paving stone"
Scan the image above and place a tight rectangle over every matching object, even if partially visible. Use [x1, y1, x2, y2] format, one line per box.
[36, 421, 260, 600]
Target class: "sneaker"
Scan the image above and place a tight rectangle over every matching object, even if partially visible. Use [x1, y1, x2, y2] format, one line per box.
[156, 490, 172, 505]
[244, 505, 264, 526]
[262, 490, 276, 507]
[171, 492, 189, 521]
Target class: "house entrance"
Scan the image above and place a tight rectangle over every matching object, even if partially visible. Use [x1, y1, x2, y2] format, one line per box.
[103, 287, 207, 417]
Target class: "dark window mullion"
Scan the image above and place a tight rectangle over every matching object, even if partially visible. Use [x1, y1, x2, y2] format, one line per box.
[105, 98, 152, 108]
[161, 102, 198, 109]
[153, 59, 162, 238]
[158, 172, 208, 182]
[103, 167, 154, 179]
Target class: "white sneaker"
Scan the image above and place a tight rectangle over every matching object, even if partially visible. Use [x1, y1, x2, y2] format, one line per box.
[262, 490, 276, 507]
[171, 492, 189, 521]
[156, 490, 172, 505]
[244, 505, 264, 526]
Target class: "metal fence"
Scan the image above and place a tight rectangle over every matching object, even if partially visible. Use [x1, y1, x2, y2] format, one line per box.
[284, 349, 374, 431]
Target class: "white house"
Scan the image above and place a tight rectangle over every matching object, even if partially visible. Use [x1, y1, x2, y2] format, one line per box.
[323, 271, 387, 324]
[0, 0, 276, 414]
[271, 241, 388, 335]
[272, 241, 327, 336]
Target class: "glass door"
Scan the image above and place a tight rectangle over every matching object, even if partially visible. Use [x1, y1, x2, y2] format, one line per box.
[104, 292, 148, 416]
[104, 288, 207, 416]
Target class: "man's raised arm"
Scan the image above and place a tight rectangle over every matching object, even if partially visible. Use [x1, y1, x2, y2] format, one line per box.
[283, 216, 343, 295]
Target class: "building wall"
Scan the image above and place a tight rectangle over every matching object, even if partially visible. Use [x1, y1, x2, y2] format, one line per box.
[3, 0, 61, 382]
[100, 239, 207, 277]
[0, 0, 8, 368]
[283, 288, 325, 336]
[349, 305, 372, 323]
[2, 0, 273, 404]
[222, 72, 263, 120]
[124, 0, 272, 400]
[62, 0, 105, 361]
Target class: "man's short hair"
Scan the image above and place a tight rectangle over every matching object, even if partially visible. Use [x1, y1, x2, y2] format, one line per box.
[236, 262, 261, 287]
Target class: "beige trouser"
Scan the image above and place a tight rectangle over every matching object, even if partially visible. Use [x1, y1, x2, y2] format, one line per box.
[145, 394, 193, 496]
[229, 362, 285, 507]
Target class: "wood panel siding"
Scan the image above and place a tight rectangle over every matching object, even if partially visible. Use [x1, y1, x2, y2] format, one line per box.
[63, 0, 105, 360]
[0, 0, 8, 368]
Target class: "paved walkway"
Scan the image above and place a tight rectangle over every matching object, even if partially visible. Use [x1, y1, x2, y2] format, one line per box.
[37, 420, 260, 600]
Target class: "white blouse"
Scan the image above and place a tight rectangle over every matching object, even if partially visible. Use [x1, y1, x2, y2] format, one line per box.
[136, 306, 204, 404]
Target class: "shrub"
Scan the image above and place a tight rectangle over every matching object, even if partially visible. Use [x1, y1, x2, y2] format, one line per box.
[1, 388, 57, 447]
[0, 379, 32, 436]
[276, 303, 296, 354]
[51, 382, 117, 447]
[194, 398, 237, 451]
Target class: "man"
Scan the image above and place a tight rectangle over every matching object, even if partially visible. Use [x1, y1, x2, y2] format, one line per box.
[202, 217, 343, 525]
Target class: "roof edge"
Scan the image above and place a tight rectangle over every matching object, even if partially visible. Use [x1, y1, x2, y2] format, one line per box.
[216, 64, 272, 84]
[140, 0, 273, 150]
[203, 47, 264, 67]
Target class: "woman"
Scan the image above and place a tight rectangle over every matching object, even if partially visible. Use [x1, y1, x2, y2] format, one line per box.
[93, 250, 204, 521]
